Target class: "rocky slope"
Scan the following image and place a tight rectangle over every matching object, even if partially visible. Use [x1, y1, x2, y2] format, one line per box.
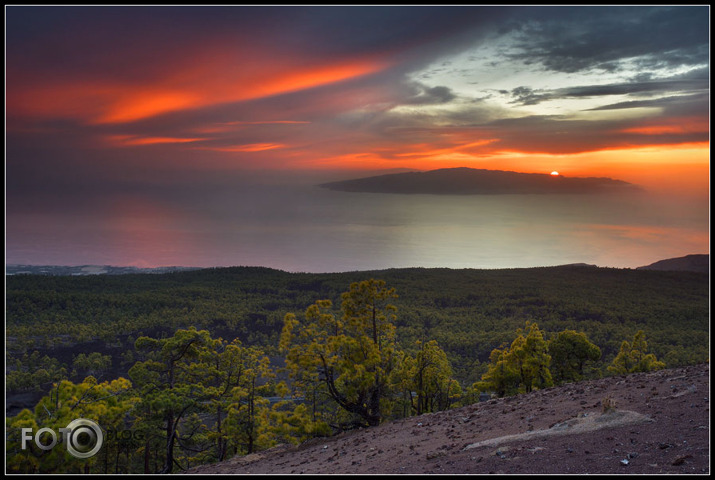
[186, 363, 709, 475]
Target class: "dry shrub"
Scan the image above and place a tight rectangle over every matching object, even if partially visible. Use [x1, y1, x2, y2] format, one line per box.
[601, 396, 617, 413]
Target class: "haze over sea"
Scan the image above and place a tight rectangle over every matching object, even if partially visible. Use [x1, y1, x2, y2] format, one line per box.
[6, 172, 708, 273]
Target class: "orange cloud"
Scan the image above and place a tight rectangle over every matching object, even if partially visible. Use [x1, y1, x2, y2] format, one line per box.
[395, 139, 500, 158]
[198, 143, 286, 152]
[622, 125, 689, 135]
[619, 116, 709, 135]
[7, 80, 119, 122]
[221, 120, 312, 125]
[192, 120, 310, 134]
[8, 42, 390, 125]
[95, 57, 387, 125]
[106, 135, 206, 147]
[98, 90, 202, 124]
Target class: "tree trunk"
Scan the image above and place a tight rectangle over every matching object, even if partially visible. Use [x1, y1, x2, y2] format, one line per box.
[247, 379, 255, 454]
[144, 437, 151, 473]
[216, 406, 225, 461]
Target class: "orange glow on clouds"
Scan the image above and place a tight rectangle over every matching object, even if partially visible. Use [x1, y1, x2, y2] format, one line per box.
[107, 135, 206, 147]
[395, 139, 499, 158]
[11, 58, 387, 126]
[619, 116, 709, 135]
[199, 143, 286, 152]
[240, 60, 387, 100]
[8, 39, 389, 125]
[7, 80, 119, 122]
[98, 90, 202, 124]
[480, 142, 710, 194]
[295, 140, 709, 196]
[222, 120, 311, 125]
[192, 121, 310, 134]
[623, 125, 691, 135]
[5, 24, 707, 198]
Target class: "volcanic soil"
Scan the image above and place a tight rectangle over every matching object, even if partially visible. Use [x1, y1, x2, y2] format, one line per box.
[186, 363, 709, 475]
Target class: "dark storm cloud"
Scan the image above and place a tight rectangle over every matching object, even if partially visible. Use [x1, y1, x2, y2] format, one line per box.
[5, 5, 509, 80]
[404, 85, 457, 105]
[506, 6, 709, 74]
[587, 92, 710, 113]
[509, 87, 547, 106]
[275, 6, 512, 60]
[509, 74, 709, 106]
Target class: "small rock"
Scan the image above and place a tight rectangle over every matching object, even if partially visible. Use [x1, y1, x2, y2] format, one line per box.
[672, 454, 693, 466]
[426, 450, 446, 460]
[620, 459, 629, 466]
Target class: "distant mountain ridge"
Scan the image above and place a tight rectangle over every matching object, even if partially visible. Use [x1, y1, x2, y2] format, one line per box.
[636, 254, 709, 273]
[319, 167, 639, 195]
[5, 264, 202, 276]
[8, 256, 708, 276]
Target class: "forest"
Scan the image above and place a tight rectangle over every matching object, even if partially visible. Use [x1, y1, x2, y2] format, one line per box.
[5, 265, 709, 473]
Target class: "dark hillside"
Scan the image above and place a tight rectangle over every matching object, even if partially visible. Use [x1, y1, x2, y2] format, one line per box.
[637, 254, 709, 274]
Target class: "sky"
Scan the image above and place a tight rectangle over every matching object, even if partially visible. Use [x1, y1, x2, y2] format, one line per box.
[5, 5, 711, 269]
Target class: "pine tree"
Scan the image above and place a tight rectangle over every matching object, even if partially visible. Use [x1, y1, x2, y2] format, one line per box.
[549, 330, 601, 383]
[280, 279, 401, 427]
[607, 330, 665, 375]
[476, 322, 553, 396]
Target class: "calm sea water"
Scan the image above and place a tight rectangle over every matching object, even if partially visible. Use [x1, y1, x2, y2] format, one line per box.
[6, 181, 709, 272]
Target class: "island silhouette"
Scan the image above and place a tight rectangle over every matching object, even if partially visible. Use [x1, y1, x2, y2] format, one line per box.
[319, 167, 640, 195]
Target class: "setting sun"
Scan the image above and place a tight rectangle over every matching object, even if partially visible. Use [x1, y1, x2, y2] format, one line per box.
[550, 171, 559, 176]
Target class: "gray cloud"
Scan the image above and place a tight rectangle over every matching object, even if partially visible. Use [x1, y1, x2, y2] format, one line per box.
[402, 83, 457, 105]
[505, 6, 709, 74]
[508, 72, 709, 107]
[587, 92, 709, 113]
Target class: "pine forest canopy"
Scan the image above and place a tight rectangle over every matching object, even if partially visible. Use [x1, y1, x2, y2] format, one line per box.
[6, 265, 708, 387]
[5, 267, 707, 474]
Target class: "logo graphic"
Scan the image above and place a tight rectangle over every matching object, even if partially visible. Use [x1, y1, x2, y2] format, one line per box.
[21, 418, 104, 459]
[63, 419, 104, 458]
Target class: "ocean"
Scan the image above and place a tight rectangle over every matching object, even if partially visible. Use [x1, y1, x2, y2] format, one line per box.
[5, 178, 709, 272]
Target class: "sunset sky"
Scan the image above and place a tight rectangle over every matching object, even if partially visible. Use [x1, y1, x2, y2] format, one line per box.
[5, 5, 710, 269]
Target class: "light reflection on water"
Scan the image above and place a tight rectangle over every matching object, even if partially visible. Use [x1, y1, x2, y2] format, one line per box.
[6, 183, 709, 272]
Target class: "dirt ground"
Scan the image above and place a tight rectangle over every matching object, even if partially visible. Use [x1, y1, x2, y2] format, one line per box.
[186, 363, 710, 475]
